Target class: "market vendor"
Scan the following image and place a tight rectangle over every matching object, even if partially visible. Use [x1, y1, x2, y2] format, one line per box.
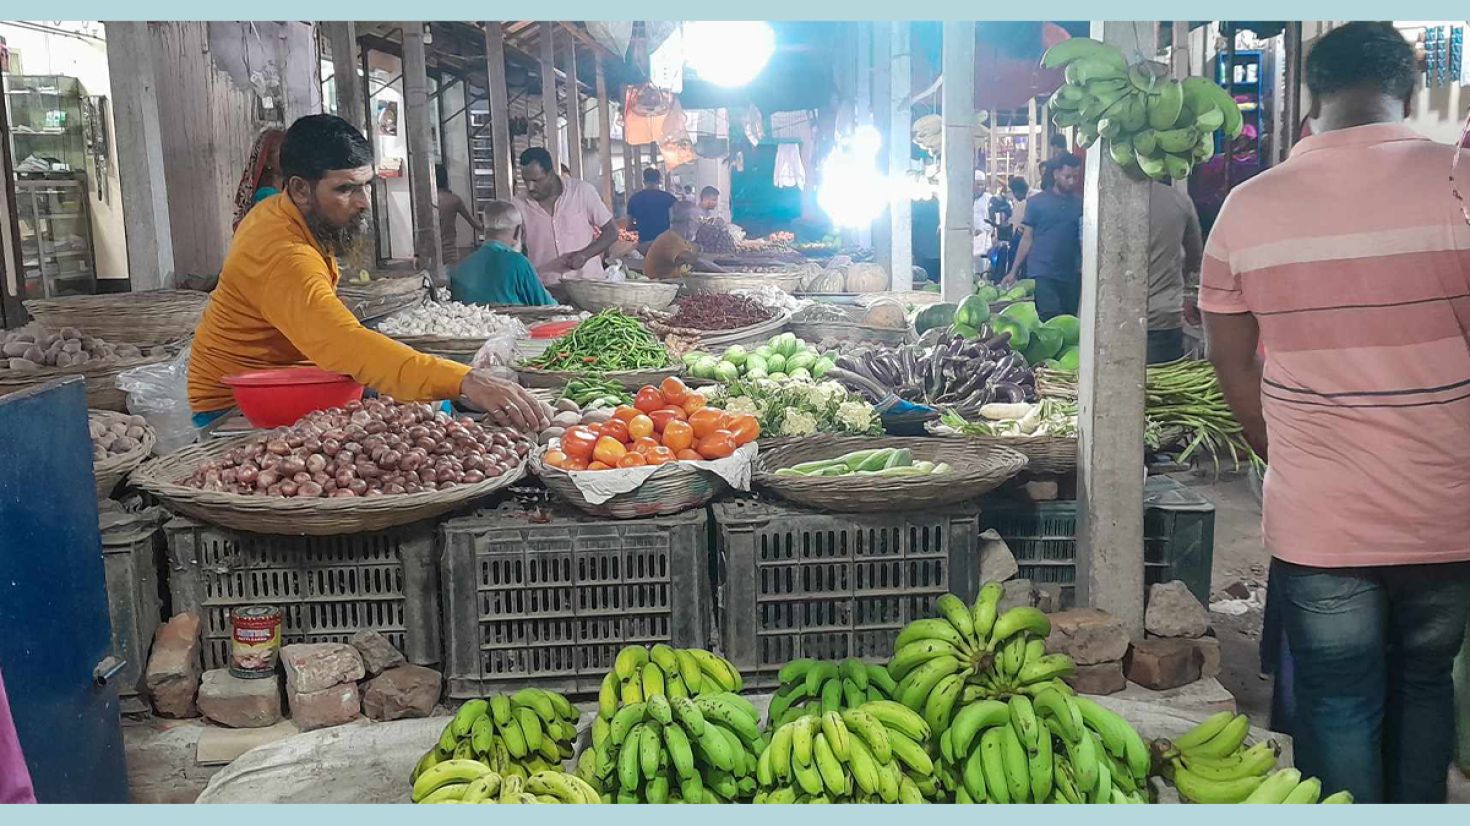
[449, 200, 556, 307]
[188, 114, 548, 433]
[513, 147, 618, 291]
[644, 202, 727, 279]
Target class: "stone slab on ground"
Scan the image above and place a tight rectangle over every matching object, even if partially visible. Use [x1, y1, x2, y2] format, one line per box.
[289, 682, 361, 732]
[1066, 661, 1127, 695]
[1111, 676, 1237, 716]
[281, 643, 365, 694]
[350, 629, 406, 676]
[1047, 608, 1131, 665]
[122, 718, 217, 803]
[195, 720, 301, 766]
[145, 612, 203, 719]
[362, 665, 442, 722]
[197, 669, 282, 729]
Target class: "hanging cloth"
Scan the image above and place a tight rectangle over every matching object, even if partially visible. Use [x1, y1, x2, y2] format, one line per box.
[773, 143, 806, 190]
[623, 84, 675, 146]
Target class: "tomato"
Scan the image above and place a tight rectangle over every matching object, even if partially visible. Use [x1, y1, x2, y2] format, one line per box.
[562, 426, 598, 462]
[681, 394, 708, 415]
[728, 414, 760, 446]
[648, 407, 687, 434]
[696, 430, 737, 460]
[612, 406, 641, 423]
[562, 458, 589, 471]
[592, 436, 628, 466]
[645, 446, 676, 465]
[543, 449, 569, 469]
[632, 436, 660, 455]
[662, 419, 695, 452]
[659, 376, 690, 405]
[627, 414, 655, 440]
[598, 418, 630, 444]
[616, 452, 649, 468]
[675, 449, 704, 462]
[587, 461, 612, 471]
[634, 386, 666, 414]
[688, 407, 728, 439]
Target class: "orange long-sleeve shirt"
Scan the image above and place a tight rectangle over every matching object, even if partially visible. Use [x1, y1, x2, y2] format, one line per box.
[188, 194, 470, 413]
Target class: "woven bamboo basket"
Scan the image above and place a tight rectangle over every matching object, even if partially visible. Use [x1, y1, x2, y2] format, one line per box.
[754, 435, 1028, 512]
[0, 350, 173, 412]
[963, 434, 1077, 476]
[484, 304, 578, 320]
[563, 279, 679, 313]
[515, 363, 682, 391]
[132, 436, 527, 535]
[788, 320, 912, 347]
[338, 273, 430, 321]
[646, 311, 791, 351]
[531, 446, 732, 519]
[25, 291, 210, 346]
[90, 410, 157, 499]
[386, 333, 487, 364]
[679, 272, 804, 296]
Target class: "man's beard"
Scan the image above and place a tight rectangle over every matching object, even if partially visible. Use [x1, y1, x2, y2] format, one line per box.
[303, 200, 368, 257]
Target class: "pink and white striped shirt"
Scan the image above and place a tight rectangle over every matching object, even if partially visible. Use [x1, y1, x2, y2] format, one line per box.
[1200, 123, 1470, 568]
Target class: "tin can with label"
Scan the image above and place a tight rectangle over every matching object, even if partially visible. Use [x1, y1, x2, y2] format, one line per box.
[229, 606, 282, 679]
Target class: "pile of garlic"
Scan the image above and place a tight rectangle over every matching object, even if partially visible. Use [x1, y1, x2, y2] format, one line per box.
[377, 302, 529, 339]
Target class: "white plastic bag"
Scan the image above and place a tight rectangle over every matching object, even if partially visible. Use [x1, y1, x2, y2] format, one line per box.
[469, 333, 520, 373]
[602, 259, 629, 283]
[117, 344, 198, 454]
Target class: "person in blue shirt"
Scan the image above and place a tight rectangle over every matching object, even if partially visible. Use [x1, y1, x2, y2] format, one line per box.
[449, 200, 557, 306]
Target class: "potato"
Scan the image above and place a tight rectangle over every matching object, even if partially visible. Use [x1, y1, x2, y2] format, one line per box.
[581, 408, 613, 424]
[538, 426, 565, 445]
[1, 341, 30, 357]
[6, 358, 38, 371]
[554, 398, 580, 414]
[111, 421, 129, 436]
[111, 436, 141, 452]
[551, 410, 581, 429]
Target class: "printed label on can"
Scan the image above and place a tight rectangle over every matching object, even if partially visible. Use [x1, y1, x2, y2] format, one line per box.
[230, 606, 282, 679]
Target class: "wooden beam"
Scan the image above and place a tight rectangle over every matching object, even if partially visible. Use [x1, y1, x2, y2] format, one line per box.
[1281, 22, 1303, 162]
[104, 21, 175, 290]
[1075, 21, 1154, 635]
[940, 21, 975, 303]
[562, 32, 583, 178]
[402, 23, 443, 281]
[482, 21, 515, 200]
[596, 57, 615, 208]
[539, 23, 561, 170]
[322, 22, 366, 134]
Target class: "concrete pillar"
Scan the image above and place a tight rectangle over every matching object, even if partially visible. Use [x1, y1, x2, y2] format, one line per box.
[539, 24, 561, 170]
[870, 24, 892, 281]
[322, 22, 365, 133]
[482, 23, 515, 200]
[1074, 21, 1154, 636]
[939, 21, 975, 303]
[1170, 22, 1191, 194]
[875, 21, 912, 291]
[1026, 98, 1040, 184]
[595, 58, 614, 208]
[1281, 22, 1303, 162]
[104, 21, 174, 290]
[562, 34, 583, 179]
[401, 24, 442, 282]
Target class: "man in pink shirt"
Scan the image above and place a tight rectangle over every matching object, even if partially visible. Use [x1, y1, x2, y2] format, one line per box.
[1202, 22, 1470, 803]
[513, 147, 618, 293]
[0, 665, 36, 803]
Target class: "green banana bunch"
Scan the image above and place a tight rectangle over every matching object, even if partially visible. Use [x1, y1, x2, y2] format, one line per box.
[412, 688, 581, 793]
[596, 645, 743, 745]
[412, 760, 600, 804]
[1155, 712, 1290, 803]
[767, 658, 896, 728]
[756, 702, 939, 803]
[599, 690, 761, 803]
[1041, 37, 1244, 183]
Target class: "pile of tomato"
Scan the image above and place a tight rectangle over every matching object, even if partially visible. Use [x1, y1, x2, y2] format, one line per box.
[543, 378, 760, 472]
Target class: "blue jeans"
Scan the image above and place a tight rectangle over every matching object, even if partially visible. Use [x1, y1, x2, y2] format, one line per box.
[1272, 558, 1470, 802]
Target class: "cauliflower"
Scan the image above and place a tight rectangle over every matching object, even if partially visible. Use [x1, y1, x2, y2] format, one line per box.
[777, 411, 819, 437]
[836, 400, 877, 433]
[723, 396, 761, 418]
[813, 381, 849, 406]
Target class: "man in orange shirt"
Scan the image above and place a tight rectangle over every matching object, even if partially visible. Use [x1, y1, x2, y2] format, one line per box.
[189, 115, 546, 433]
[643, 201, 725, 279]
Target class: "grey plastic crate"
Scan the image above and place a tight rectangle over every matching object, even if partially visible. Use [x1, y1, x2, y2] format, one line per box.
[164, 517, 441, 671]
[100, 513, 165, 714]
[440, 505, 712, 699]
[715, 499, 981, 689]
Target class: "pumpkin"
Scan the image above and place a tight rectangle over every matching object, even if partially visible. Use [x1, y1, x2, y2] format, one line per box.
[809, 270, 847, 293]
[862, 300, 908, 329]
[845, 263, 890, 293]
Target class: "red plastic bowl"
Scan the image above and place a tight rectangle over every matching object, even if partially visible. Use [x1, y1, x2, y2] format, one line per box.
[222, 367, 365, 429]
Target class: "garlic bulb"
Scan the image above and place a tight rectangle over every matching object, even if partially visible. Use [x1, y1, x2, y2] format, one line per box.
[378, 302, 529, 339]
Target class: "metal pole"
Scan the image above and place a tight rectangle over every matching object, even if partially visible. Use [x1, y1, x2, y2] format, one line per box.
[1282, 22, 1303, 160]
[939, 21, 975, 303]
[539, 23, 561, 170]
[402, 23, 443, 282]
[1075, 21, 1153, 635]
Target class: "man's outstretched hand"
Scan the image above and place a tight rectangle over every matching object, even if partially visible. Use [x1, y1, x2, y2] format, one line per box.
[459, 371, 549, 433]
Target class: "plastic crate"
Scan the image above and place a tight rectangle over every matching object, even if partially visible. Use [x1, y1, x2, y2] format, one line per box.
[100, 514, 165, 713]
[440, 505, 712, 699]
[715, 499, 981, 689]
[163, 517, 441, 671]
[979, 475, 1215, 609]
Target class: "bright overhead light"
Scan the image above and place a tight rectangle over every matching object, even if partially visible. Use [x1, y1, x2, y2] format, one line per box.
[818, 127, 899, 229]
[682, 22, 776, 87]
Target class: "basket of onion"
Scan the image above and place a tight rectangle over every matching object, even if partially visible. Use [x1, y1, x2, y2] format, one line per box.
[532, 377, 760, 519]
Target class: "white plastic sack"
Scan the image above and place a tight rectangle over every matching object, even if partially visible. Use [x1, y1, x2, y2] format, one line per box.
[117, 344, 198, 454]
[540, 441, 757, 506]
[469, 333, 519, 372]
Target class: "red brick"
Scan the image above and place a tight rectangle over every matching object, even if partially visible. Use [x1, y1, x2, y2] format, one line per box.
[1190, 636, 1221, 679]
[281, 643, 364, 694]
[362, 665, 442, 721]
[197, 669, 282, 728]
[1063, 661, 1127, 695]
[349, 629, 405, 677]
[145, 613, 202, 718]
[1047, 608, 1131, 665]
[288, 682, 360, 731]
[1125, 638, 1201, 690]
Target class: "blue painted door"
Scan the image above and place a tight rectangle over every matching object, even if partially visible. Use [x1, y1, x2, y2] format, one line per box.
[0, 378, 128, 802]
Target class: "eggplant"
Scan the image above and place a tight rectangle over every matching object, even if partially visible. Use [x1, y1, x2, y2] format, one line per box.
[991, 382, 1027, 404]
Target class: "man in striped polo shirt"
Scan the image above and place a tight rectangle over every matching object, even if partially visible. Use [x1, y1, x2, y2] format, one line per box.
[1201, 22, 1470, 803]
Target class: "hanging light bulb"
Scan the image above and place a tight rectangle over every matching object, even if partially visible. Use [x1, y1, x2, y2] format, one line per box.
[683, 22, 776, 87]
